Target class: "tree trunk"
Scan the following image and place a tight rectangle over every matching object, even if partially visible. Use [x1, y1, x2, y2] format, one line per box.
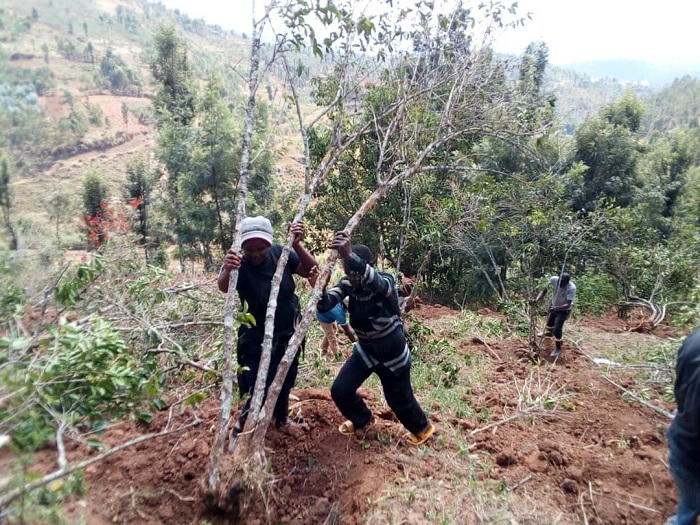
[204, 18, 263, 498]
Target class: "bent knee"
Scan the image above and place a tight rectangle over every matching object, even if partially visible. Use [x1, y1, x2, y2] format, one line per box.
[331, 381, 354, 402]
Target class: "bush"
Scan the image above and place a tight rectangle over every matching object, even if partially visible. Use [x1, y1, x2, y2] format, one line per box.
[574, 272, 619, 316]
[1, 316, 162, 451]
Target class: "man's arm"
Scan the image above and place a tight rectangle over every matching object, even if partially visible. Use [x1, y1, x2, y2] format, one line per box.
[530, 287, 547, 305]
[218, 249, 242, 293]
[317, 284, 346, 312]
[331, 231, 393, 297]
[550, 300, 572, 312]
[339, 323, 357, 343]
[290, 221, 317, 277]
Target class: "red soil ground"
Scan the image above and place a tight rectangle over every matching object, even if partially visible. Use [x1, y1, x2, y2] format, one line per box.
[2, 306, 682, 525]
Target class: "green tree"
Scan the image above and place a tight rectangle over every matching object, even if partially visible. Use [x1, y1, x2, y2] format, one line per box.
[85, 42, 94, 68]
[307, 35, 556, 302]
[123, 156, 154, 259]
[45, 183, 74, 247]
[81, 172, 110, 246]
[100, 49, 140, 92]
[150, 23, 198, 271]
[180, 76, 239, 266]
[121, 101, 129, 128]
[0, 154, 18, 250]
[637, 129, 697, 240]
[568, 93, 644, 212]
[150, 22, 195, 124]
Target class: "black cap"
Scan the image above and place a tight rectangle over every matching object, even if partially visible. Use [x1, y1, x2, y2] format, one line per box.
[352, 244, 374, 265]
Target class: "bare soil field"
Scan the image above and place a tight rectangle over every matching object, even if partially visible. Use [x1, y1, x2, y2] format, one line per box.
[1, 305, 681, 525]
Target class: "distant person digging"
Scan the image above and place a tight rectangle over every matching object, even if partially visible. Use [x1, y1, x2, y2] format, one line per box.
[531, 272, 576, 358]
[316, 231, 435, 446]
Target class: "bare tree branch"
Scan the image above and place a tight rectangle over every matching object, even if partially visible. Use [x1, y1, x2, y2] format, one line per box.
[0, 419, 202, 508]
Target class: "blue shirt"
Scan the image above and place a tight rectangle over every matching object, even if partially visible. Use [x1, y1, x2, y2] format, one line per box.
[316, 302, 347, 325]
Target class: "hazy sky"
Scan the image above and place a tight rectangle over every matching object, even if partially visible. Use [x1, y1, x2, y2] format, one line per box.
[158, 0, 700, 66]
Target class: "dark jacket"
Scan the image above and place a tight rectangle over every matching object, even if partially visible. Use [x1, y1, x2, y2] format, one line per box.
[317, 253, 409, 374]
[667, 327, 700, 469]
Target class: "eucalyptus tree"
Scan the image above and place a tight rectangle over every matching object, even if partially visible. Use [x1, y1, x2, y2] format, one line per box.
[149, 22, 198, 271]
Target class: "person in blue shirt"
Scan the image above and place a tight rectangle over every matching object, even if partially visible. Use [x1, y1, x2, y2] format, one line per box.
[317, 301, 357, 356]
[316, 231, 434, 446]
[309, 266, 356, 355]
[664, 328, 700, 525]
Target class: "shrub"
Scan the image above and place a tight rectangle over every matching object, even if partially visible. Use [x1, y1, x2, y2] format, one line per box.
[574, 272, 619, 316]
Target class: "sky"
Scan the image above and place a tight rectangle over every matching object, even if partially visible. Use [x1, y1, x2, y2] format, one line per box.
[157, 0, 700, 66]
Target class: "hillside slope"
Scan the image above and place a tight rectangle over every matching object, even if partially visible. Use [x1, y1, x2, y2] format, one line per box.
[1, 303, 680, 524]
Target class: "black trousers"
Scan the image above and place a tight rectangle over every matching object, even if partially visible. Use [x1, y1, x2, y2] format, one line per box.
[545, 309, 571, 348]
[236, 330, 300, 427]
[330, 350, 428, 434]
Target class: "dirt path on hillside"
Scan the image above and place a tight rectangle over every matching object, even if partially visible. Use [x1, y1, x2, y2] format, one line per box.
[31, 92, 155, 180]
[2, 306, 681, 524]
[46, 132, 154, 175]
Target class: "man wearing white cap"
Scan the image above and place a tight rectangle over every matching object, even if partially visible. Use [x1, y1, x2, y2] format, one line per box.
[218, 216, 318, 435]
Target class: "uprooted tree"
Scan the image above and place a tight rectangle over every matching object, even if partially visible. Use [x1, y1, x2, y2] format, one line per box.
[203, 0, 545, 514]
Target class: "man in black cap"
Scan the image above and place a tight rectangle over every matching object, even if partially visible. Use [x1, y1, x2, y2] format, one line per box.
[317, 231, 435, 446]
[218, 216, 317, 435]
[532, 272, 576, 357]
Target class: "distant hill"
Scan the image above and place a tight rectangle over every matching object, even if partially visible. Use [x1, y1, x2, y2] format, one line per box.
[544, 66, 655, 131]
[560, 59, 700, 87]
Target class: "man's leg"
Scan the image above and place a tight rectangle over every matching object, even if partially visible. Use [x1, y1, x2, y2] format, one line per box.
[376, 363, 429, 435]
[320, 322, 336, 354]
[266, 334, 302, 426]
[328, 322, 340, 354]
[539, 310, 556, 337]
[550, 310, 570, 356]
[331, 352, 374, 429]
[234, 336, 262, 434]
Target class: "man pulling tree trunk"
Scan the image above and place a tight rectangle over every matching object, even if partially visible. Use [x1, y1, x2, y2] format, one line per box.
[217, 216, 318, 437]
[531, 272, 576, 358]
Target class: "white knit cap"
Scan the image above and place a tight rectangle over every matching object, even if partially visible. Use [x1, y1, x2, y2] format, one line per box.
[240, 216, 273, 246]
